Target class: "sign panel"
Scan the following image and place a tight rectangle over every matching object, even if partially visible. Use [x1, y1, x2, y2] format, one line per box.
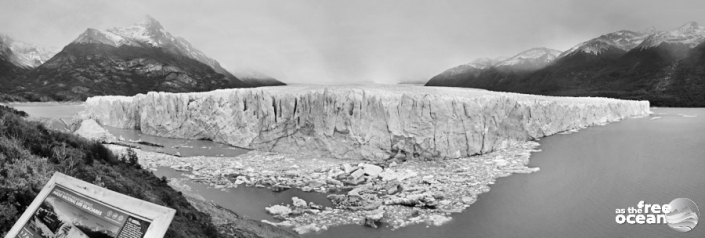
[5, 173, 175, 238]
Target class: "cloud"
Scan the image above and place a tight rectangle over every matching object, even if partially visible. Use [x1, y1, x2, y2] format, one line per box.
[1, 0, 704, 84]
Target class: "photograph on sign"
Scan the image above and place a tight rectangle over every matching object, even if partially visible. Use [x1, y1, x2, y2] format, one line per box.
[17, 186, 150, 238]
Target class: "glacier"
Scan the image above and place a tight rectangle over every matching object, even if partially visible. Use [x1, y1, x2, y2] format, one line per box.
[82, 85, 650, 161]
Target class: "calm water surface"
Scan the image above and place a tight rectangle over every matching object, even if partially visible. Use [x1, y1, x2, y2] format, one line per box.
[153, 167, 334, 223]
[104, 126, 250, 157]
[4, 102, 84, 120]
[10, 103, 705, 237]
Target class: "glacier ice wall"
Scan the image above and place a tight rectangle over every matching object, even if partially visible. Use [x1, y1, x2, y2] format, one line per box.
[83, 85, 650, 160]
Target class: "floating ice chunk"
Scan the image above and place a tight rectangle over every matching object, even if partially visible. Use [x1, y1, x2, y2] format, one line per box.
[265, 205, 292, 216]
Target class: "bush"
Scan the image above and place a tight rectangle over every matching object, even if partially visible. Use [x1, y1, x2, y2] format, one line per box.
[126, 148, 140, 169]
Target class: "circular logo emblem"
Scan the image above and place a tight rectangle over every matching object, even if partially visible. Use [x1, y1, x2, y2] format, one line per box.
[665, 198, 700, 232]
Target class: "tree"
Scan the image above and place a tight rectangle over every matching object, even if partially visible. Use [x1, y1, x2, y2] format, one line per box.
[126, 148, 140, 169]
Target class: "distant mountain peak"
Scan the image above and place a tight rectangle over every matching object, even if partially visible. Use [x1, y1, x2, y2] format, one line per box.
[465, 58, 495, 69]
[676, 21, 705, 34]
[74, 28, 131, 47]
[0, 33, 58, 68]
[514, 47, 562, 57]
[0, 33, 12, 43]
[72, 16, 174, 48]
[133, 15, 166, 37]
[70, 16, 232, 74]
[140, 15, 163, 29]
[643, 27, 657, 35]
[434, 47, 560, 81]
[560, 30, 650, 57]
[437, 57, 503, 77]
[494, 47, 561, 67]
[104, 16, 170, 47]
[638, 21, 705, 49]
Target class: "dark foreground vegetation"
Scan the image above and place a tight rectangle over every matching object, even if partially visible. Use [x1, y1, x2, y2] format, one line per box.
[0, 105, 276, 237]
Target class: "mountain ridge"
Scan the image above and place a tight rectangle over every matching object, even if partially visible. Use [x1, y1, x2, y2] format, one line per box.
[638, 21, 705, 49]
[0, 34, 58, 68]
[73, 16, 236, 78]
[425, 47, 561, 87]
[559, 30, 651, 58]
[425, 21, 705, 107]
[9, 16, 252, 101]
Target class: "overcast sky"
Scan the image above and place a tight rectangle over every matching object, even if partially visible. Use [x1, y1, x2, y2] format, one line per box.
[1, 0, 704, 84]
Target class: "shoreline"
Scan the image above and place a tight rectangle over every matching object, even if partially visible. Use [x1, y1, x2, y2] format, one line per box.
[170, 179, 301, 238]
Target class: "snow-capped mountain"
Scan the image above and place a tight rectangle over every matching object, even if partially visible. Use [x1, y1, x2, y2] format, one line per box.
[638, 21, 705, 49]
[494, 47, 562, 68]
[439, 57, 502, 77]
[0, 34, 58, 68]
[73, 15, 230, 75]
[425, 21, 705, 107]
[483, 47, 563, 73]
[464, 57, 497, 69]
[560, 30, 652, 57]
[427, 48, 559, 87]
[23, 15, 251, 101]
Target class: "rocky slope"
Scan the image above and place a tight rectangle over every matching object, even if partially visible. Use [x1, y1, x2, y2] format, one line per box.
[81, 85, 650, 161]
[0, 52, 27, 87]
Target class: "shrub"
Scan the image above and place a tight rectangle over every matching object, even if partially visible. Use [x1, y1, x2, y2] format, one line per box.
[126, 148, 140, 168]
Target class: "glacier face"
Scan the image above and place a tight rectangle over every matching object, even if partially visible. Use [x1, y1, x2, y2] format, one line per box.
[82, 85, 650, 161]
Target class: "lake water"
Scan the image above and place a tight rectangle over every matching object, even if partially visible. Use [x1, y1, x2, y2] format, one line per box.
[8, 103, 705, 237]
[153, 167, 335, 223]
[3, 102, 84, 120]
[103, 126, 251, 157]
